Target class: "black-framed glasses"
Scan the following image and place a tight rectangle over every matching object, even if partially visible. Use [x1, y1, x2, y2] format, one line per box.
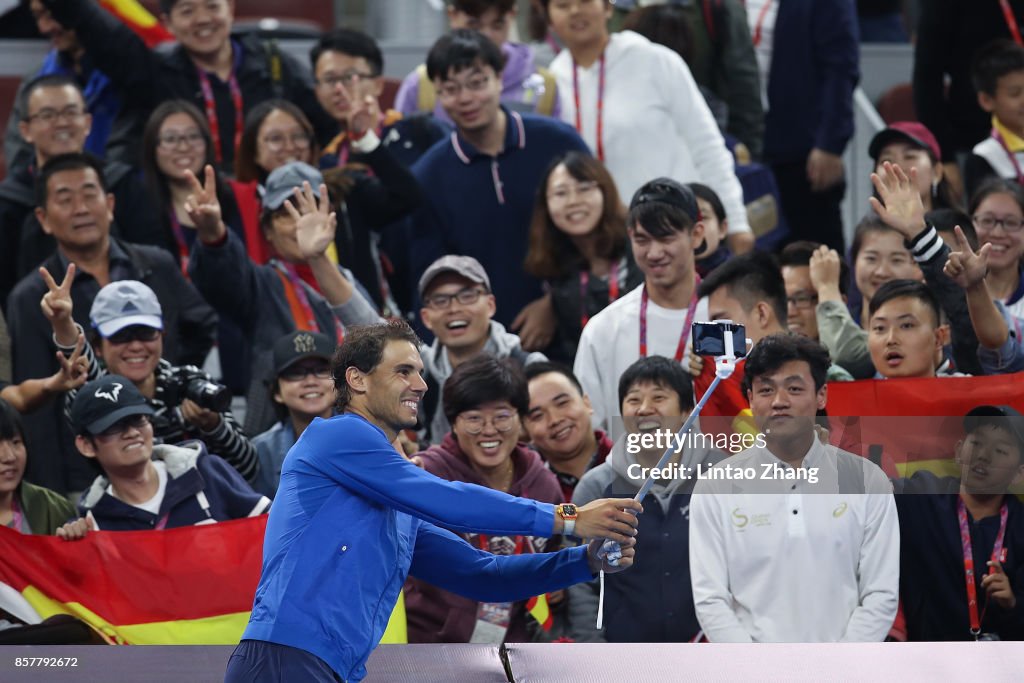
[27, 106, 85, 125]
[424, 287, 486, 310]
[437, 73, 491, 100]
[107, 326, 161, 345]
[94, 414, 150, 441]
[786, 292, 819, 309]
[157, 131, 205, 150]
[316, 71, 376, 89]
[973, 214, 1024, 233]
[457, 411, 517, 435]
[279, 363, 333, 382]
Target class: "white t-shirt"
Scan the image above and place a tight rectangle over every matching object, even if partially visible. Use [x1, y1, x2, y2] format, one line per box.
[109, 460, 168, 515]
[689, 439, 899, 643]
[745, 0, 779, 112]
[573, 282, 709, 429]
[549, 31, 751, 235]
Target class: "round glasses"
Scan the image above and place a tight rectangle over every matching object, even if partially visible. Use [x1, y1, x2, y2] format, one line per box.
[457, 411, 518, 435]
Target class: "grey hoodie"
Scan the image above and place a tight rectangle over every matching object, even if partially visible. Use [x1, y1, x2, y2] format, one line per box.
[420, 321, 546, 443]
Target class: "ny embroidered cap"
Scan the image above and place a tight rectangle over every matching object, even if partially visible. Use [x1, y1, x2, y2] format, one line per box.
[263, 161, 324, 211]
[418, 255, 492, 298]
[629, 177, 700, 222]
[964, 405, 1024, 453]
[70, 375, 153, 436]
[272, 330, 336, 376]
[89, 280, 163, 339]
[868, 121, 942, 163]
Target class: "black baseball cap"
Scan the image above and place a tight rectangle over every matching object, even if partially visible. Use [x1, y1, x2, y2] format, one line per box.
[70, 375, 154, 436]
[964, 405, 1024, 453]
[272, 331, 336, 377]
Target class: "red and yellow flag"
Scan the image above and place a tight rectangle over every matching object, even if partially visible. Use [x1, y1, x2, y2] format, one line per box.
[100, 0, 174, 47]
[525, 594, 552, 631]
[0, 517, 407, 645]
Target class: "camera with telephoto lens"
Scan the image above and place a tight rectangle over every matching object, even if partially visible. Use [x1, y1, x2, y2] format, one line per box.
[163, 366, 231, 413]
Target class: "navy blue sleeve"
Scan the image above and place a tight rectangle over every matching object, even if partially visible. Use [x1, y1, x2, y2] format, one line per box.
[810, 0, 859, 155]
[408, 518, 593, 602]
[198, 452, 271, 519]
[300, 419, 555, 537]
[188, 230, 263, 333]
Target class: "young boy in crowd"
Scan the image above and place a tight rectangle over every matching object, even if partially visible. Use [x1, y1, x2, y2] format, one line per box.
[395, 0, 560, 123]
[866, 279, 957, 379]
[569, 355, 722, 643]
[57, 375, 270, 536]
[895, 405, 1024, 640]
[966, 39, 1024, 199]
[252, 331, 336, 498]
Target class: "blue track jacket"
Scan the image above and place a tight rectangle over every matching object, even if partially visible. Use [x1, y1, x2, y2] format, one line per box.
[241, 413, 593, 681]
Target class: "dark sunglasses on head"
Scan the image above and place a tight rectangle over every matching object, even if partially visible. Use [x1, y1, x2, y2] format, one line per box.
[107, 325, 161, 345]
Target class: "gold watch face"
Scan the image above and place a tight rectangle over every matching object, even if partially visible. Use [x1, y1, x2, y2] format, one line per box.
[561, 504, 577, 518]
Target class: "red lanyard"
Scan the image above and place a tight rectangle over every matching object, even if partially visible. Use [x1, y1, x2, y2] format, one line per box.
[167, 209, 191, 276]
[572, 52, 606, 162]
[8, 497, 23, 531]
[196, 63, 243, 165]
[1000, 0, 1024, 45]
[751, 0, 775, 48]
[639, 277, 700, 362]
[991, 128, 1024, 184]
[275, 262, 346, 344]
[957, 497, 1009, 638]
[579, 260, 620, 329]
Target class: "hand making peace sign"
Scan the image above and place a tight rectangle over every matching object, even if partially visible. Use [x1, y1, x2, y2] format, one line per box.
[944, 225, 992, 290]
[183, 164, 224, 237]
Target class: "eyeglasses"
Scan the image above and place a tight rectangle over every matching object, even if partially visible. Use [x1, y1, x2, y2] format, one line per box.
[107, 326, 161, 345]
[786, 292, 819, 309]
[261, 132, 312, 152]
[157, 131, 205, 150]
[547, 181, 601, 204]
[26, 105, 85, 125]
[94, 414, 150, 441]
[279, 363, 333, 382]
[437, 74, 491, 101]
[973, 214, 1024, 233]
[317, 71, 376, 90]
[458, 411, 517, 435]
[424, 287, 486, 310]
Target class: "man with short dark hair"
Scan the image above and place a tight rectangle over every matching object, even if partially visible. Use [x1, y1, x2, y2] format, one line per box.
[569, 355, 723, 643]
[524, 361, 610, 500]
[689, 334, 899, 643]
[7, 152, 217, 494]
[417, 254, 546, 443]
[866, 279, 952, 379]
[226, 319, 643, 682]
[410, 29, 590, 340]
[574, 178, 708, 427]
[778, 240, 849, 342]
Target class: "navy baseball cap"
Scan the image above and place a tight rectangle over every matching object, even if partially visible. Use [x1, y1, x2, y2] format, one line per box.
[70, 375, 154, 436]
[272, 331, 335, 376]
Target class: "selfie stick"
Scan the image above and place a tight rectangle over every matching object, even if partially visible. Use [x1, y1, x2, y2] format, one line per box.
[598, 327, 745, 565]
[593, 327, 747, 629]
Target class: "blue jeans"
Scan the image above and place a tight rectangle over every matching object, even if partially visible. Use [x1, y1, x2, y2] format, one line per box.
[225, 639, 344, 683]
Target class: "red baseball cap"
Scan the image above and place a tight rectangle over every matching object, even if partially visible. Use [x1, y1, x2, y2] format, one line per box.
[869, 121, 942, 163]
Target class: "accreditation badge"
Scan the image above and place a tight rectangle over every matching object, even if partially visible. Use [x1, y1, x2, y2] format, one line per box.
[468, 602, 513, 644]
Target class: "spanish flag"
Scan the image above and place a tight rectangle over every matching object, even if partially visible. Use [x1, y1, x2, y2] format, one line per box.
[0, 517, 407, 645]
[100, 0, 174, 47]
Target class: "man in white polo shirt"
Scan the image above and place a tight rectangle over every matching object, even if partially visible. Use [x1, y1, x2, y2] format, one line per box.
[689, 333, 898, 642]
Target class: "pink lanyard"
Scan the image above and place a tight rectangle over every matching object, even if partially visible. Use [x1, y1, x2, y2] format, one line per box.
[991, 128, 1024, 184]
[167, 209, 191, 276]
[579, 260, 620, 329]
[957, 497, 1009, 638]
[572, 52, 606, 162]
[639, 277, 700, 362]
[196, 65, 243, 165]
[8, 497, 23, 531]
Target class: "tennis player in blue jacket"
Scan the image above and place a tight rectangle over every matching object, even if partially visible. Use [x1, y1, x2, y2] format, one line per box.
[226, 319, 642, 682]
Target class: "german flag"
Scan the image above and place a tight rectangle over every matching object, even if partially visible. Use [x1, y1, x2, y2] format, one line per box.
[0, 517, 407, 645]
[100, 0, 174, 47]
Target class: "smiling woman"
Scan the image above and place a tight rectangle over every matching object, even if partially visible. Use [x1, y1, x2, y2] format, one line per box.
[405, 354, 566, 644]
